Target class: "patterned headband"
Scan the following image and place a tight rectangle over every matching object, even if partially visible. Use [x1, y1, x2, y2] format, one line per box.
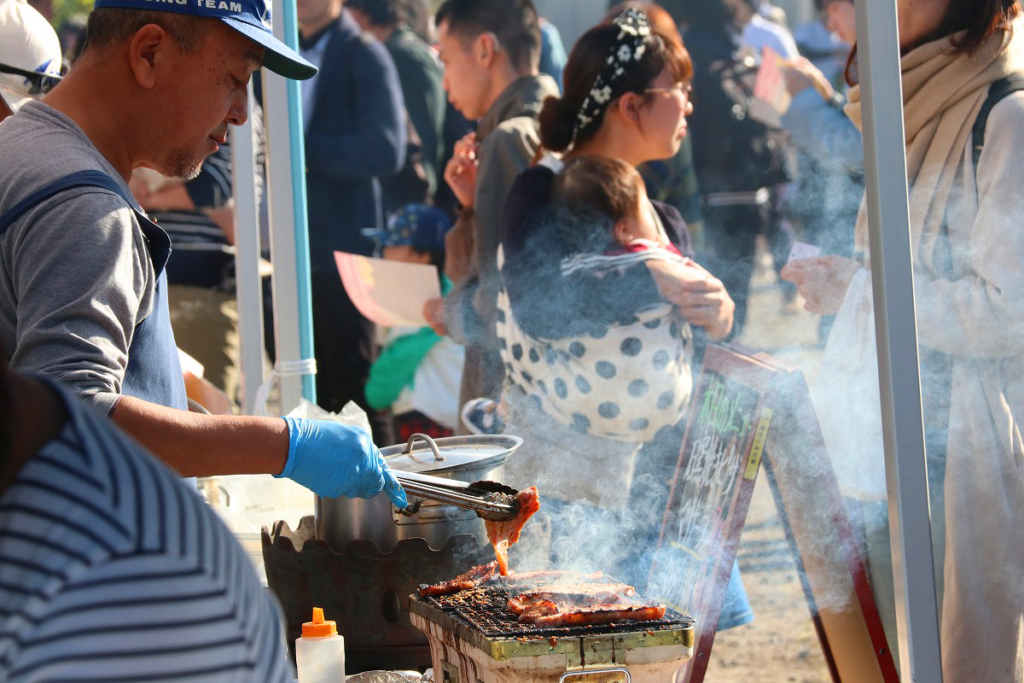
[572, 8, 654, 143]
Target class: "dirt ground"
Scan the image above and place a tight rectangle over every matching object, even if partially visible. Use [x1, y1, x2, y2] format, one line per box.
[702, 240, 832, 683]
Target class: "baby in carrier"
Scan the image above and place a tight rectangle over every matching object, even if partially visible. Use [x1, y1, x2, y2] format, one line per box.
[492, 156, 697, 443]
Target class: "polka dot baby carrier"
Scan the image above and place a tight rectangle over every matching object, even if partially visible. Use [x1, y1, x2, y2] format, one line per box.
[495, 251, 694, 443]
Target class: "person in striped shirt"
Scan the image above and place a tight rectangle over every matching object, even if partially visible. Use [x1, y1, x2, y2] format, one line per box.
[0, 360, 291, 681]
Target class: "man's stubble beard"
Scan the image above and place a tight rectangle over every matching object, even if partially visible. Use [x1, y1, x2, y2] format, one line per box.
[167, 145, 207, 180]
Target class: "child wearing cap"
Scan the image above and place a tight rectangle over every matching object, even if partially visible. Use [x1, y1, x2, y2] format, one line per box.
[363, 204, 465, 439]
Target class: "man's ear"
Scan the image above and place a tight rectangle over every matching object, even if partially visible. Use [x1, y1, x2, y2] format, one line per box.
[475, 32, 498, 68]
[128, 24, 171, 89]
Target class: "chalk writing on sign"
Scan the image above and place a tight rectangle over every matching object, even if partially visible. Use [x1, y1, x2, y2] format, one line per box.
[650, 369, 762, 614]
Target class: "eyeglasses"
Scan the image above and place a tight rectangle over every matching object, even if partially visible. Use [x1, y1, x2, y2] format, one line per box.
[643, 83, 692, 102]
[0, 61, 65, 97]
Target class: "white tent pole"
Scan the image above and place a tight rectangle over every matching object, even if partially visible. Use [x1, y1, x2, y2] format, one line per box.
[263, 68, 304, 414]
[855, 0, 943, 679]
[230, 83, 266, 416]
[263, 0, 318, 414]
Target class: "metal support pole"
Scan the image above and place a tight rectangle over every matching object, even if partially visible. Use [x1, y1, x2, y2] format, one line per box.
[263, 0, 317, 412]
[231, 83, 266, 415]
[855, 0, 943, 680]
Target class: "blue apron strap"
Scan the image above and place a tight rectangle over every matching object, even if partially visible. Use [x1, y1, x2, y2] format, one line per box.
[0, 170, 140, 235]
[0, 169, 172, 274]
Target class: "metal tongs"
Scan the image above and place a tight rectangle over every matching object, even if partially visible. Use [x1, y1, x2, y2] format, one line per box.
[395, 470, 521, 522]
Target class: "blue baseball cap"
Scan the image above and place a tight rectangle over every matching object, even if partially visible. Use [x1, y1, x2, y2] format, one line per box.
[362, 203, 453, 253]
[92, 0, 317, 80]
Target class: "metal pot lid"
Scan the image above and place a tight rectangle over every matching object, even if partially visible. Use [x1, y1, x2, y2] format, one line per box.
[381, 433, 523, 474]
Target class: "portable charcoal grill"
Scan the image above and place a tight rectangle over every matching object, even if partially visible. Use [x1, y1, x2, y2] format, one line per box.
[409, 586, 694, 682]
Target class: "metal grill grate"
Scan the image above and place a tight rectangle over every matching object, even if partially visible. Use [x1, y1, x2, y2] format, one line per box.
[421, 587, 693, 640]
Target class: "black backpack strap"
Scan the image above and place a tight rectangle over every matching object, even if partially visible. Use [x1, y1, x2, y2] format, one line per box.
[972, 74, 1024, 170]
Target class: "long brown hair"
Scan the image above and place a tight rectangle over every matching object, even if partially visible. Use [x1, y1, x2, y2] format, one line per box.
[537, 17, 692, 153]
[845, 0, 1021, 85]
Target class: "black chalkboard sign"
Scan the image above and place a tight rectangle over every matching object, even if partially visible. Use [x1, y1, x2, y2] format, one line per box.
[647, 345, 775, 681]
[648, 344, 899, 683]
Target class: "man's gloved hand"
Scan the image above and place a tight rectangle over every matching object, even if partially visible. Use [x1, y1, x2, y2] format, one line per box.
[276, 417, 407, 508]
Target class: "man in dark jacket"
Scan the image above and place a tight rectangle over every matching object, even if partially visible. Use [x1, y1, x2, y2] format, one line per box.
[347, 0, 446, 206]
[298, 0, 406, 436]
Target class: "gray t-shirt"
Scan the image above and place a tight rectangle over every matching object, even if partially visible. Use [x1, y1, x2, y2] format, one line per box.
[0, 101, 156, 415]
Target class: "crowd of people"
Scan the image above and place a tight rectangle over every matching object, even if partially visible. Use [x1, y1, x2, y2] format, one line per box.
[0, 0, 1022, 680]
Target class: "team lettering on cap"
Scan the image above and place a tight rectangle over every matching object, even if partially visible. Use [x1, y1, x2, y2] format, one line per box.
[146, 0, 245, 12]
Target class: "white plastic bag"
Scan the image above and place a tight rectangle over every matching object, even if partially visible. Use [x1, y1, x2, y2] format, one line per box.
[811, 269, 887, 501]
[285, 398, 372, 435]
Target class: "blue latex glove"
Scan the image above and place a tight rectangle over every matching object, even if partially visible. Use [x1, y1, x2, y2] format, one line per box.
[276, 417, 407, 508]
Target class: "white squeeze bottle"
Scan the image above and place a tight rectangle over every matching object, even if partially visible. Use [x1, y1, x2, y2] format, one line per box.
[296, 607, 346, 683]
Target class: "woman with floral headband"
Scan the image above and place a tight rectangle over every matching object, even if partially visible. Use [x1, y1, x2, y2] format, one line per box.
[495, 8, 752, 633]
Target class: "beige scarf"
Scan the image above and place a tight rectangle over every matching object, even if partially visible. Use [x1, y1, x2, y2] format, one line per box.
[845, 19, 1024, 272]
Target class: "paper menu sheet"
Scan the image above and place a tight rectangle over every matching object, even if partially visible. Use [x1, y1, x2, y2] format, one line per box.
[335, 252, 441, 328]
[786, 240, 823, 266]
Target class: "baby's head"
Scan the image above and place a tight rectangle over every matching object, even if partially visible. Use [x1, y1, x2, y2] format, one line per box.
[555, 156, 663, 246]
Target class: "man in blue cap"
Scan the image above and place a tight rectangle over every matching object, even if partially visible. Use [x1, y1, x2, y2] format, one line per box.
[0, 2, 407, 507]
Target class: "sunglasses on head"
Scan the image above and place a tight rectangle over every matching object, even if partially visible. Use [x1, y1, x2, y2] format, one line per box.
[0, 61, 65, 96]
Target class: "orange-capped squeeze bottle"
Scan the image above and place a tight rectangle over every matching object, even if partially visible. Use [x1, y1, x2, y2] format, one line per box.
[296, 607, 345, 682]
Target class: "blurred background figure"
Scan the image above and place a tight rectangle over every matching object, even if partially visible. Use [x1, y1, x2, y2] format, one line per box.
[298, 0, 406, 440]
[348, 0, 446, 213]
[779, 0, 861, 340]
[740, 0, 799, 58]
[402, 0, 433, 43]
[673, 0, 797, 336]
[791, 0, 850, 86]
[54, 12, 86, 63]
[363, 204, 464, 440]
[537, 16, 567, 91]
[130, 130, 256, 412]
[0, 0, 63, 119]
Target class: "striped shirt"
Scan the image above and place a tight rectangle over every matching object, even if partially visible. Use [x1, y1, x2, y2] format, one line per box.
[0, 383, 290, 682]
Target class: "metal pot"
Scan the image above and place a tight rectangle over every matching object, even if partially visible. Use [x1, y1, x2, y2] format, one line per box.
[314, 433, 523, 553]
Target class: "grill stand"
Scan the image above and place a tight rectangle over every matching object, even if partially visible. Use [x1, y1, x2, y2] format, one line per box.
[409, 594, 694, 682]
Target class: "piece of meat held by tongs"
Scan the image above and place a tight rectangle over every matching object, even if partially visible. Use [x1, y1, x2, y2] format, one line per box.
[485, 487, 540, 576]
[395, 472, 540, 576]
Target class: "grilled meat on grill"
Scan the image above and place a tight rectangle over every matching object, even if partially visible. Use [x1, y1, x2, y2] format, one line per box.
[504, 575, 661, 626]
[485, 486, 540, 576]
[506, 594, 560, 622]
[421, 565, 669, 629]
[418, 561, 500, 596]
[506, 584, 639, 622]
[530, 604, 668, 627]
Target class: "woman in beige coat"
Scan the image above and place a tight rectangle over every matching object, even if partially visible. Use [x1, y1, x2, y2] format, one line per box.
[784, 1, 1024, 680]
